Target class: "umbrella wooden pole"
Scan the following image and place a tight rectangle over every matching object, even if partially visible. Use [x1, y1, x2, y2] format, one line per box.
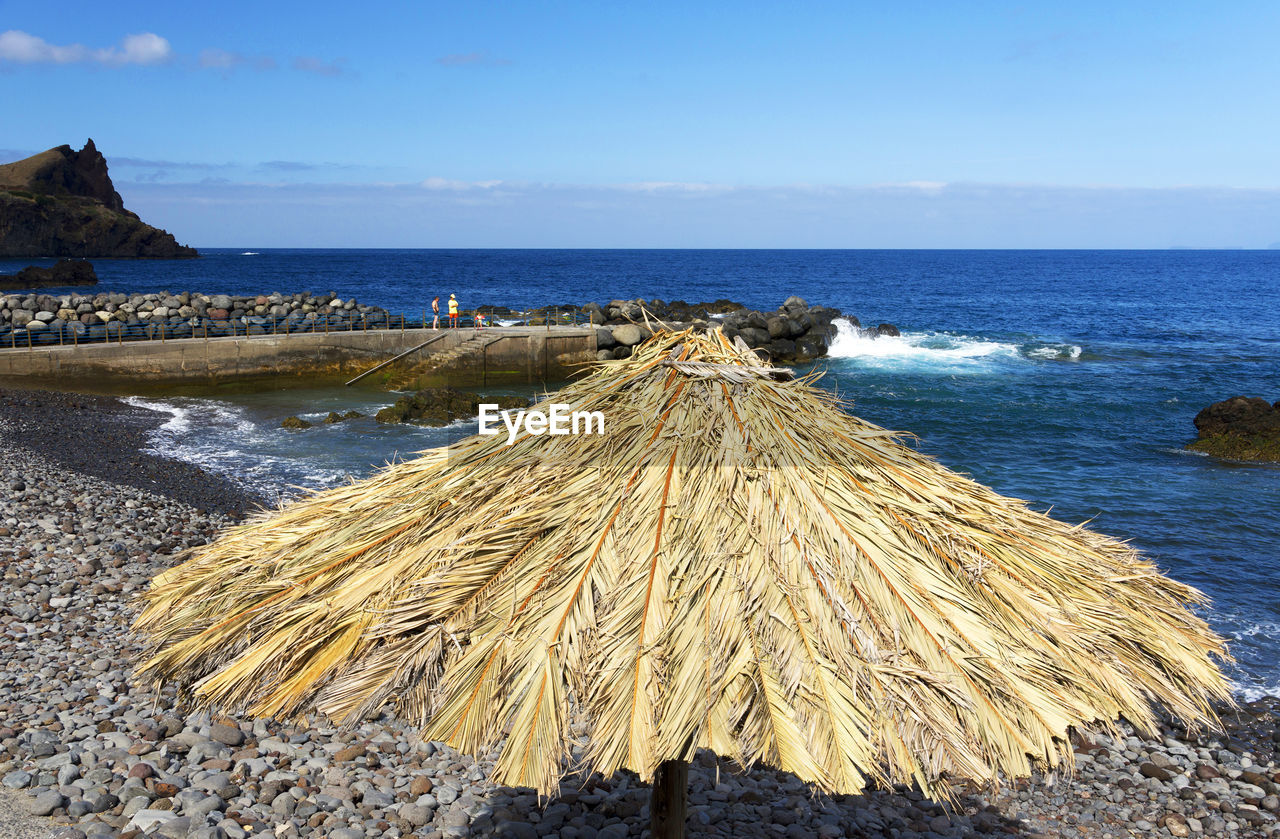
[650, 758, 689, 839]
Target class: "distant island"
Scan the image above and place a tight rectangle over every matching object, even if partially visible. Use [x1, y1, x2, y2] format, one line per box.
[0, 139, 197, 259]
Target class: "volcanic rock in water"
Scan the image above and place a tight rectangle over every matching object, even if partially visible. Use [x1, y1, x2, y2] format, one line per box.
[0, 140, 197, 258]
[1189, 395, 1280, 462]
[0, 259, 97, 290]
[375, 387, 527, 426]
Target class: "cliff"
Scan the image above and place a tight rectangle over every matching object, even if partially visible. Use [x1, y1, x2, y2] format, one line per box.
[0, 140, 197, 258]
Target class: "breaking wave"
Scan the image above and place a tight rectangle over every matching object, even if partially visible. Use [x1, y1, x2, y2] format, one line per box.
[825, 318, 1082, 369]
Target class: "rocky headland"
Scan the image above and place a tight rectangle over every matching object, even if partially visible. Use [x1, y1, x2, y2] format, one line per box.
[2, 391, 1280, 838]
[0, 260, 97, 292]
[1189, 396, 1280, 463]
[0, 141, 196, 259]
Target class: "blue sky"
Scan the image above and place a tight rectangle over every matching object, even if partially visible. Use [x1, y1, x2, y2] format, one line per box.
[3, 1, 1280, 247]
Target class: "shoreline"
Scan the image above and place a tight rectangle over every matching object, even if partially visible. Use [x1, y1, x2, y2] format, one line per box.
[0, 387, 263, 517]
[1, 394, 1279, 837]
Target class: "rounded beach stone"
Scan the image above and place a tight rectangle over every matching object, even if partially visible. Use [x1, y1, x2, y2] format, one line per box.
[611, 324, 644, 346]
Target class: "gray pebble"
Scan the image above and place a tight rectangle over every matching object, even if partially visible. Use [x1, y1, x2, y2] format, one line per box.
[25, 790, 65, 816]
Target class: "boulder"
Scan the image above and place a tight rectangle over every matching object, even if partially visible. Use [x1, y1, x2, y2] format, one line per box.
[595, 327, 617, 349]
[281, 416, 312, 430]
[322, 410, 363, 424]
[766, 338, 796, 359]
[1188, 396, 1280, 462]
[375, 388, 527, 426]
[795, 338, 824, 360]
[876, 323, 901, 337]
[611, 324, 646, 347]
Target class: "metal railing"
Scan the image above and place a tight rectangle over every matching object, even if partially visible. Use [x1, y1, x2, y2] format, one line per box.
[0, 307, 594, 350]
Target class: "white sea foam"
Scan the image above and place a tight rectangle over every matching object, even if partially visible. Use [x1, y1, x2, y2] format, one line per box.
[240, 251, 260, 256]
[1026, 344, 1083, 360]
[1233, 682, 1280, 702]
[825, 319, 1086, 369]
[825, 319, 1021, 367]
[122, 396, 354, 499]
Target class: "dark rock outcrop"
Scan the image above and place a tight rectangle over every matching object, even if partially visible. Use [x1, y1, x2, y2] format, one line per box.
[0, 259, 97, 290]
[375, 388, 527, 426]
[1188, 396, 1280, 462]
[0, 140, 197, 258]
[504, 297, 846, 364]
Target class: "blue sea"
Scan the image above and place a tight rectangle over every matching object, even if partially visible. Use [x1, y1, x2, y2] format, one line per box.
[6, 248, 1279, 699]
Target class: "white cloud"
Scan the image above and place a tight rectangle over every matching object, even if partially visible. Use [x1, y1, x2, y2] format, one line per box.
[110, 32, 171, 65]
[198, 49, 277, 72]
[199, 48, 241, 69]
[0, 30, 172, 66]
[613, 181, 732, 193]
[436, 51, 512, 67]
[421, 177, 504, 191]
[292, 56, 344, 76]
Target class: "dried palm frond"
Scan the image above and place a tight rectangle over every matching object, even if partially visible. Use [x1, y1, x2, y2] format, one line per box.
[134, 328, 1231, 798]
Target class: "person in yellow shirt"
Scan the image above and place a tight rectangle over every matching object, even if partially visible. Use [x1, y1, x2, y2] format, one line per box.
[448, 293, 459, 328]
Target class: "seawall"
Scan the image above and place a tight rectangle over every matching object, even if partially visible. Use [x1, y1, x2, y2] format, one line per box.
[0, 326, 598, 395]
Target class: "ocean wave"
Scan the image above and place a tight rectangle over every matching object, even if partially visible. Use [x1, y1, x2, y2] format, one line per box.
[240, 251, 260, 256]
[1025, 344, 1083, 360]
[825, 319, 1087, 369]
[825, 319, 1021, 367]
[121, 397, 355, 499]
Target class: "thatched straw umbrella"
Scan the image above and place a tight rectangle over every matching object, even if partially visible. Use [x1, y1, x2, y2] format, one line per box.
[135, 329, 1230, 838]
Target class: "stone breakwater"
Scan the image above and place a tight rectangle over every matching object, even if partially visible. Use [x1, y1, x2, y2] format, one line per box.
[3, 406, 1280, 838]
[1, 290, 867, 368]
[0, 291, 393, 348]
[512, 297, 870, 365]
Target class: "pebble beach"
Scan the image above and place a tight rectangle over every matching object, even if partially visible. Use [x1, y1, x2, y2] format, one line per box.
[3, 390, 1280, 839]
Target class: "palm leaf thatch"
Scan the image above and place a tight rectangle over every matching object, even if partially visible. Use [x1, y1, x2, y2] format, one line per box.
[134, 328, 1231, 799]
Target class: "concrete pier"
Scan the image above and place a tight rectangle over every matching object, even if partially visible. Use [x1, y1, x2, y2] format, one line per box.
[0, 326, 598, 394]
